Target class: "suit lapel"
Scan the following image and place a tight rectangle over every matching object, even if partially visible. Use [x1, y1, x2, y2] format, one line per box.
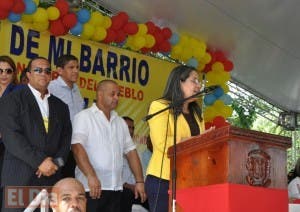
[48, 96, 59, 136]
[24, 86, 47, 134]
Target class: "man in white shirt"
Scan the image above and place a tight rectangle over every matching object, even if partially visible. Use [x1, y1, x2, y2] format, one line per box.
[48, 54, 85, 178]
[72, 80, 146, 212]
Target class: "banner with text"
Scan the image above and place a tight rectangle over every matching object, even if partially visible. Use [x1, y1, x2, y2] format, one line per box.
[0, 20, 177, 137]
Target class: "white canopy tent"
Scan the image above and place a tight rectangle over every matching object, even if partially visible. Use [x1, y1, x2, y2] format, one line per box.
[94, 0, 300, 114]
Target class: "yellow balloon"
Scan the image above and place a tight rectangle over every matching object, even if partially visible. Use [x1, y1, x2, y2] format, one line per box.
[89, 11, 104, 27]
[137, 24, 148, 35]
[212, 62, 224, 72]
[33, 7, 48, 23]
[102, 16, 112, 29]
[47, 6, 60, 21]
[145, 34, 155, 48]
[170, 45, 182, 59]
[81, 23, 95, 40]
[133, 36, 146, 49]
[203, 107, 216, 122]
[32, 21, 49, 32]
[21, 14, 33, 23]
[220, 83, 229, 93]
[200, 52, 212, 64]
[92, 27, 107, 41]
[213, 100, 225, 110]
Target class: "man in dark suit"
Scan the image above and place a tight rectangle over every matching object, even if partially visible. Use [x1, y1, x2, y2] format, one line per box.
[0, 57, 72, 211]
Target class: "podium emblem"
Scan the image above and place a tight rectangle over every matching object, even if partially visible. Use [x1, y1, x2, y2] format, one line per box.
[246, 149, 271, 187]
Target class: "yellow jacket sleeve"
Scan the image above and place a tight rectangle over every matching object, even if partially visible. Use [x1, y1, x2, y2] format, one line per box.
[146, 100, 205, 180]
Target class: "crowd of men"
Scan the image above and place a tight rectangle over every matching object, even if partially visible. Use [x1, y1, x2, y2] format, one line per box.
[0, 55, 147, 212]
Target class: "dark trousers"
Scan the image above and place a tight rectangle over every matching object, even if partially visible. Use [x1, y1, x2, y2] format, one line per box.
[145, 175, 169, 212]
[86, 190, 121, 212]
[61, 151, 76, 178]
[121, 187, 150, 212]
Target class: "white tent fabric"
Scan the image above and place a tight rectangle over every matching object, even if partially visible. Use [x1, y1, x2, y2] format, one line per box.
[96, 0, 300, 112]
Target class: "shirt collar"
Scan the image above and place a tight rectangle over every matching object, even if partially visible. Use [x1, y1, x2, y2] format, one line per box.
[91, 103, 118, 120]
[28, 83, 50, 100]
[57, 76, 78, 90]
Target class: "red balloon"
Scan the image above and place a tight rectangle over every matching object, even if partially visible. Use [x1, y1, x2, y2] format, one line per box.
[103, 28, 117, 43]
[123, 22, 138, 35]
[214, 50, 226, 62]
[115, 30, 126, 43]
[62, 12, 77, 28]
[159, 40, 171, 52]
[50, 19, 68, 36]
[153, 31, 164, 45]
[12, 0, 25, 14]
[140, 47, 150, 54]
[205, 122, 213, 130]
[55, 0, 69, 17]
[0, 0, 14, 11]
[0, 9, 9, 20]
[203, 63, 212, 73]
[111, 15, 125, 30]
[162, 27, 172, 39]
[223, 59, 234, 72]
[150, 43, 160, 53]
[213, 116, 229, 128]
[117, 11, 129, 24]
[145, 21, 156, 34]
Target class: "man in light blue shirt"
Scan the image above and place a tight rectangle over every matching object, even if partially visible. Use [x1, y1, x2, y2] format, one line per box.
[48, 54, 85, 178]
[48, 54, 85, 122]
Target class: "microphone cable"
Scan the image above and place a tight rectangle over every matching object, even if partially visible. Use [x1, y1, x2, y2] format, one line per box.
[152, 109, 171, 212]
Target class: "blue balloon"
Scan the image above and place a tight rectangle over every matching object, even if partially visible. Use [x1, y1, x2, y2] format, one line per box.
[8, 13, 21, 23]
[77, 9, 91, 24]
[24, 0, 37, 14]
[204, 94, 216, 106]
[187, 57, 198, 68]
[220, 94, 233, 105]
[213, 86, 224, 98]
[70, 22, 83, 35]
[169, 33, 179, 45]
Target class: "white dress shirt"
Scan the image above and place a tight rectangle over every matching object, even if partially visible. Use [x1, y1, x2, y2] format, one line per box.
[72, 103, 136, 191]
[288, 176, 300, 199]
[28, 83, 50, 118]
[48, 76, 84, 121]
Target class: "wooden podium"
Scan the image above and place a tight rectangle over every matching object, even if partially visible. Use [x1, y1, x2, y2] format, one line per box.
[168, 125, 292, 211]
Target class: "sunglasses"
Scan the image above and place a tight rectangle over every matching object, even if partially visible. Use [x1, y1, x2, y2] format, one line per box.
[31, 67, 52, 75]
[0, 68, 14, 75]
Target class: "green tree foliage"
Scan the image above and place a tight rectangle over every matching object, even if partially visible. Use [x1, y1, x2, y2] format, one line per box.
[228, 99, 257, 129]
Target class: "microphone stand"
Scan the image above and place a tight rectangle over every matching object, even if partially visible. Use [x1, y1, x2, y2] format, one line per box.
[143, 86, 217, 212]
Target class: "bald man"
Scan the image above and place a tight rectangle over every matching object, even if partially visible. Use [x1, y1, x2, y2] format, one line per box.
[72, 80, 146, 211]
[50, 178, 87, 212]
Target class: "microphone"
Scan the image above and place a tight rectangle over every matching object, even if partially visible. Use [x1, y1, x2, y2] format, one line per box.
[199, 85, 220, 96]
[53, 157, 64, 168]
[142, 85, 220, 122]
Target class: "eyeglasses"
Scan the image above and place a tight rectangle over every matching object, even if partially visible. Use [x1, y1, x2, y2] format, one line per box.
[0, 68, 14, 75]
[189, 79, 201, 85]
[31, 67, 51, 75]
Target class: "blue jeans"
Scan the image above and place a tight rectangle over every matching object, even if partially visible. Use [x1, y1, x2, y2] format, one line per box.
[145, 175, 169, 212]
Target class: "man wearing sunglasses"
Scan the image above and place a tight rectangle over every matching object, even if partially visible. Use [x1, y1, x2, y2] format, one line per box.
[0, 57, 72, 211]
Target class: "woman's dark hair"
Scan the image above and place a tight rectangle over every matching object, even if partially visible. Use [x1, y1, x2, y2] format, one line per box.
[288, 158, 300, 184]
[0, 55, 18, 84]
[162, 65, 203, 121]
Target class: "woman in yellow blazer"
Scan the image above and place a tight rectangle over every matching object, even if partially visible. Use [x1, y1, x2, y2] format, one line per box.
[145, 65, 205, 212]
